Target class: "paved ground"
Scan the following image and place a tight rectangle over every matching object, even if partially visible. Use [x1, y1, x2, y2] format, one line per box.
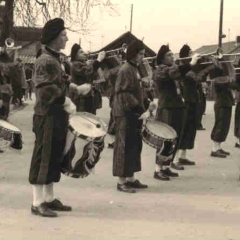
[0, 97, 240, 240]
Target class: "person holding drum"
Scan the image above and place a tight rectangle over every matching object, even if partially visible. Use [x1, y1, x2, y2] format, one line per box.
[29, 18, 87, 218]
[153, 45, 200, 181]
[69, 43, 106, 114]
[113, 39, 149, 193]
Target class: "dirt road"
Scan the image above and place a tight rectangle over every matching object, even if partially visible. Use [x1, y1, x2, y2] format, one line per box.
[0, 97, 240, 240]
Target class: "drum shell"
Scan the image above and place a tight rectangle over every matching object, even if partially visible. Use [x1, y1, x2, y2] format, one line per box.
[61, 129, 105, 178]
[141, 120, 177, 157]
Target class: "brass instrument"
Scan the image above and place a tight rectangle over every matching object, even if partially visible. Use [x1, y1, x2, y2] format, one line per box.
[88, 47, 123, 58]
[5, 38, 14, 48]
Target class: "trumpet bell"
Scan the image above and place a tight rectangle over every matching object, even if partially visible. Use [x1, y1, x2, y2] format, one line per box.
[5, 38, 14, 48]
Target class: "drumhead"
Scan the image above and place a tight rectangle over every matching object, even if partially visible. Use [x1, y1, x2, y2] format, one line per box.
[0, 120, 20, 132]
[69, 112, 107, 139]
[145, 120, 177, 140]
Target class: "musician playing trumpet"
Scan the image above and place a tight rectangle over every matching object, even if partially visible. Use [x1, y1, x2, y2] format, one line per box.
[153, 45, 200, 181]
[69, 43, 106, 114]
[177, 44, 220, 166]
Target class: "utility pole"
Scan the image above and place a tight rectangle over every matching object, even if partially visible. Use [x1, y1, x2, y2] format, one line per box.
[130, 4, 133, 33]
[88, 40, 92, 52]
[218, 0, 224, 48]
[228, 28, 230, 51]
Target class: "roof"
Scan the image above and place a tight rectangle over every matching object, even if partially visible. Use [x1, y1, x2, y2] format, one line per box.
[194, 41, 237, 54]
[96, 31, 156, 57]
[13, 27, 42, 42]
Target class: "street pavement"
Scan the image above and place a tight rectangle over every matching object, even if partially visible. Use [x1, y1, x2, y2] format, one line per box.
[0, 97, 240, 240]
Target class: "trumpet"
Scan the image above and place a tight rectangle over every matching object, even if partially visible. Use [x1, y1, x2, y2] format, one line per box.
[88, 47, 124, 58]
[5, 38, 14, 48]
[176, 51, 239, 65]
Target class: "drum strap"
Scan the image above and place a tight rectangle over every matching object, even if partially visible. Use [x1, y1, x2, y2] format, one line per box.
[36, 82, 56, 89]
[116, 90, 134, 95]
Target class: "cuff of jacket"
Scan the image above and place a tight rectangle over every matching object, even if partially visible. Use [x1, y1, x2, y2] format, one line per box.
[93, 60, 101, 71]
[53, 95, 66, 105]
[129, 105, 144, 115]
[179, 64, 191, 77]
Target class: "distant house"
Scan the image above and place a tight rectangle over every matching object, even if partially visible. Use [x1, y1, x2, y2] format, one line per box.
[0, 5, 42, 64]
[194, 41, 238, 55]
[9, 26, 42, 64]
[96, 31, 156, 58]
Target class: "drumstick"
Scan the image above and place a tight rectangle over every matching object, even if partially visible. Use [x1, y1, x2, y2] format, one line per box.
[81, 115, 101, 128]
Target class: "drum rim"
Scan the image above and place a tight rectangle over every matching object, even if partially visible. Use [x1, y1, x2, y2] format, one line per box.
[144, 120, 177, 140]
[0, 120, 21, 133]
[69, 112, 107, 141]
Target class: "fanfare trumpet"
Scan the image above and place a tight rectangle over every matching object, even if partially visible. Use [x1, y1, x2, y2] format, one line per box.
[88, 47, 123, 58]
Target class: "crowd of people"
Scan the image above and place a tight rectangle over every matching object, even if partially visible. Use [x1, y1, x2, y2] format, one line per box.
[0, 59, 33, 121]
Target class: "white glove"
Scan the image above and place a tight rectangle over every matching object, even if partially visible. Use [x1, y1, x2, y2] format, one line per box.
[77, 83, 92, 96]
[148, 102, 157, 112]
[190, 53, 201, 66]
[139, 110, 151, 126]
[63, 97, 76, 115]
[97, 51, 106, 62]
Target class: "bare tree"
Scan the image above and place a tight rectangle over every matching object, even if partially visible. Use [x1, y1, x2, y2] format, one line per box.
[0, 0, 118, 45]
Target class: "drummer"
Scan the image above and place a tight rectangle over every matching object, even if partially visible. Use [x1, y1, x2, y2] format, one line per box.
[69, 43, 106, 114]
[107, 55, 124, 149]
[29, 18, 87, 218]
[153, 45, 200, 181]
[113, 39, 149, 193]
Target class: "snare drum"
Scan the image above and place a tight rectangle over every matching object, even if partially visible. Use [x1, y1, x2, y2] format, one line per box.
[142, 119, 177, 157]
[61, 112, 107, 178]
[0, 120, 22, 150]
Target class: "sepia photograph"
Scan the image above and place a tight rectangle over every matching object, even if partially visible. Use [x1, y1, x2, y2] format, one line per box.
[0, 0, 240, 239]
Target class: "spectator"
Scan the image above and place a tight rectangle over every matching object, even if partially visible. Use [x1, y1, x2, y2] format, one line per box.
[0, 74, 13, 120]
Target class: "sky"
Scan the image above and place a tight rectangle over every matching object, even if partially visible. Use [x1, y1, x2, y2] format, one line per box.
[62, 0, 240, 55]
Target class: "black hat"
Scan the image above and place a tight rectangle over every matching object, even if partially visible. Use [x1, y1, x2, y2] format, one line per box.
[41, 18, 65, 45]
[126, 40, 144, 61]
[179, 44, 191, 58]
[157, 45, 170, 65]
[70, 43, 81, 61]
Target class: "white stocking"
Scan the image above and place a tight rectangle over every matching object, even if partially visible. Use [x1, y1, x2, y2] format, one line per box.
[32, 185, 44, 207]
[179, 149, 187, 159]
[212, 141, 221, 152]
[43, 183, 54, 203]
[126, 175, 135, 183]
[118, 177, 127, 185]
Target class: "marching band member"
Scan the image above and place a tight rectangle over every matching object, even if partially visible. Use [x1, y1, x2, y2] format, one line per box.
[177, 44, 198, 166]
[234, 70, 240, 148]
[29, 18, 85, 218]
[197, 81, 207, 130]
[69, 43, 106, 114]
[107, 62, 122, 149]
[210, 64, 239, 158]
[234, 91, 240, 148]
[177, 44, 218, 165]
[113, 39, 148, 193]
[153, 45, 200, 181]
